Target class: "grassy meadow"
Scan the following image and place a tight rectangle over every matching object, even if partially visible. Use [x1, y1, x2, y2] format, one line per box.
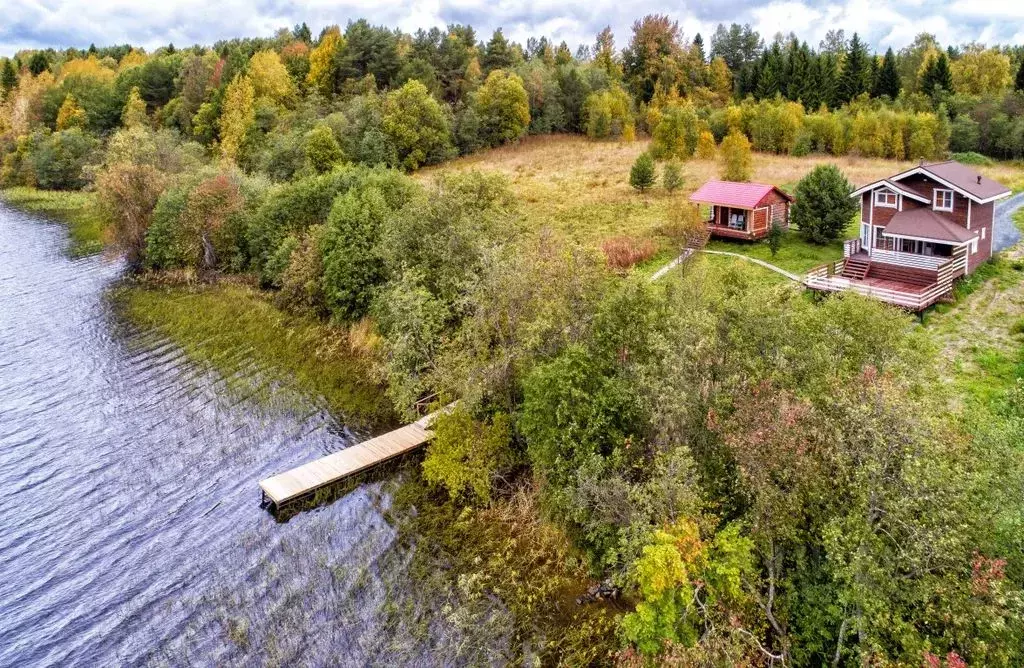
[422, 133, 1024, 275]
[1, 187, 106, 257]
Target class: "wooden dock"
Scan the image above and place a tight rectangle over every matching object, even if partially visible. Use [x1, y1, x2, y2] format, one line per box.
[259, 410, 440, 511]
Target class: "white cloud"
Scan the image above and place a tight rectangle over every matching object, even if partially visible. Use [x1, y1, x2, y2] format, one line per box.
[0, 0, 1019, 56]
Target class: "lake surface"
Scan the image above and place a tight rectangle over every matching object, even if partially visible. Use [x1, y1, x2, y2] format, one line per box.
[0, 204, 466, 665]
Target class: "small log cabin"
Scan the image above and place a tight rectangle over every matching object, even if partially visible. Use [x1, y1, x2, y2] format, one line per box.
[689, 181, 794, 240]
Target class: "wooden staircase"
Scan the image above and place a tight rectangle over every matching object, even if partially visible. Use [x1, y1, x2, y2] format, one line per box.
[842, 254, 871, 280]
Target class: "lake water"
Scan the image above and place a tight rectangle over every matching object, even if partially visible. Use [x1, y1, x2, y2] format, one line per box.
[0, 204, 472, 665]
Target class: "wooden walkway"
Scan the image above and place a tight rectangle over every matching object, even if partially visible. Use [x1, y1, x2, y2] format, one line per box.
[649, 249, 802, 283]
[259, 410, 441, 511]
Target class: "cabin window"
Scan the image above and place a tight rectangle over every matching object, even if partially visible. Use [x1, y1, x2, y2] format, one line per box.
[981, 227, 986, 240]
[933, 188, 953, 212]
[728, 210, 747, 230]
[874, 189, 897, 208]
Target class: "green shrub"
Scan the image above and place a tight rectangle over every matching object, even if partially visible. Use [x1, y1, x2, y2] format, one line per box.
[422, 405, 512, 503]
[767, 221, 784, 257]
[949, 151, 993, 166]
[320, 187, 391, 321]
[30, 129, 98, 190]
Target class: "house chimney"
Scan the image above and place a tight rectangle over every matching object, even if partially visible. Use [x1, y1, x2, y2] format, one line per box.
[977, 175, 982, 185]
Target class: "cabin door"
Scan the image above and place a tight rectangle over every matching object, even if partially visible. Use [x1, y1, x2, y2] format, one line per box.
[860, 223, 870, 252]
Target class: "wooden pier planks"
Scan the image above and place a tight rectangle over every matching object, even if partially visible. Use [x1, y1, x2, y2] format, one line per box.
[259, 411, 438, 509]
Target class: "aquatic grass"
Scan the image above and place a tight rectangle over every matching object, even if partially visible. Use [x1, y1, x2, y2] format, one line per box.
[113, 280, 395, 431]
[1, 187, 106, 257]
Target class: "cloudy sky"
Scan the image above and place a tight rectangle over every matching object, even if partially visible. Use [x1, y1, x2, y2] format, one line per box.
[2, 0, 1023, 57]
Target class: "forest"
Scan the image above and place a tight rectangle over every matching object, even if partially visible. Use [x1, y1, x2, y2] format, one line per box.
[2, 16, 1024, 666]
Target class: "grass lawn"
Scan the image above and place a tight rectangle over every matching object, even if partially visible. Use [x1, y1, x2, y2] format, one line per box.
[1, 187, 106, 257]
[113, 280, 395, 431]
[925, 210, 1024, 407]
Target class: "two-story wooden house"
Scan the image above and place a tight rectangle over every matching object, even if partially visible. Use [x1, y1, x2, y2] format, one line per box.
[805, 161, 1011, 311]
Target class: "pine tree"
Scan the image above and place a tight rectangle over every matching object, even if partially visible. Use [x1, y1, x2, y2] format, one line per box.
[1016, 58, 1024, 92]
[873, 48, 901, 99]
[838, 32, 869, 102]
[482, 29, 515, 73]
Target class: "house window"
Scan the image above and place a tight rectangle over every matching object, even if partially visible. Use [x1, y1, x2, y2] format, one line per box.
[933, 189, 953, 212]
[874, 189, 897, 208]
[728, 210, 747, 230]
[981, 227, 986, 240]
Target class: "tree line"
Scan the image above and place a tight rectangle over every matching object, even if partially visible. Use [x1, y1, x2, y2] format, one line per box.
[3, 18, 1024, 193]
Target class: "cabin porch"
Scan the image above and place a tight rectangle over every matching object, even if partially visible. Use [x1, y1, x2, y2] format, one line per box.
[805, 239, 969, 311]
[704, 205, 762, 240]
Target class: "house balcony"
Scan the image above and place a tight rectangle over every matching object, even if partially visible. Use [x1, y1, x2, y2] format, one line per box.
[805, 239, 969, 311]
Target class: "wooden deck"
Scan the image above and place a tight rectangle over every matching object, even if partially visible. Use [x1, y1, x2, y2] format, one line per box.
[259, 410, 441, 511]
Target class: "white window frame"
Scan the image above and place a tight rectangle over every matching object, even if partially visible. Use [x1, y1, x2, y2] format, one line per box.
[874, 189, 897, 208]
[933, 188, 954, 212]
[981, 227, 986, 240]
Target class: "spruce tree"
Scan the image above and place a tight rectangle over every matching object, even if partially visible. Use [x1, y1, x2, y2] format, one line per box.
[0, 59, 17, 94]
[756, 43, 785, 99]
[693, 33, 706, 63]
[1015, 58, 1024, 92]
[838, 33, 869, 103]
[873, 48, 901, 99]
[630, 152, 656, 193]
[921, 53, 954, 98]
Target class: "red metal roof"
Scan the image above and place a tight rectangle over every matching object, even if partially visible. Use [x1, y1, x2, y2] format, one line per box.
[689, 181, 792, 209]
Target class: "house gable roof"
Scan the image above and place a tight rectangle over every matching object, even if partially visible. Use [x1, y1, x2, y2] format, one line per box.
[849, 179, 930, 203]
[689, 181, 793, 209]
[882, 208, 976, 244]
[890, 161, 1011, 203]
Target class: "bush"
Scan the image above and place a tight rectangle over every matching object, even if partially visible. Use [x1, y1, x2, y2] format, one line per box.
[662, 160, 683, 193]
[791, 164, 857, 244]
[719, 130, 752, 182]
[601, 235, 657, 271]
[767, 221, 784, 257]
[630, 152, 656, 193]
[275, 225, 328, 316]
[422, 405, 512, 504]
[30, 129, 98, 190]
[320, 186, 391, 321]
[950, 151, 993, 166]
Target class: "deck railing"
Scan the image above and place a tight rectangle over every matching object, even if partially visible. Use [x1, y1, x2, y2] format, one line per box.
[843, 238, 971, 276]
[805, 249, 966, 311]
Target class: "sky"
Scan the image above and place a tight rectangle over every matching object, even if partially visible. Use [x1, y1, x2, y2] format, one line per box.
[2, 0, 1023, 57]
